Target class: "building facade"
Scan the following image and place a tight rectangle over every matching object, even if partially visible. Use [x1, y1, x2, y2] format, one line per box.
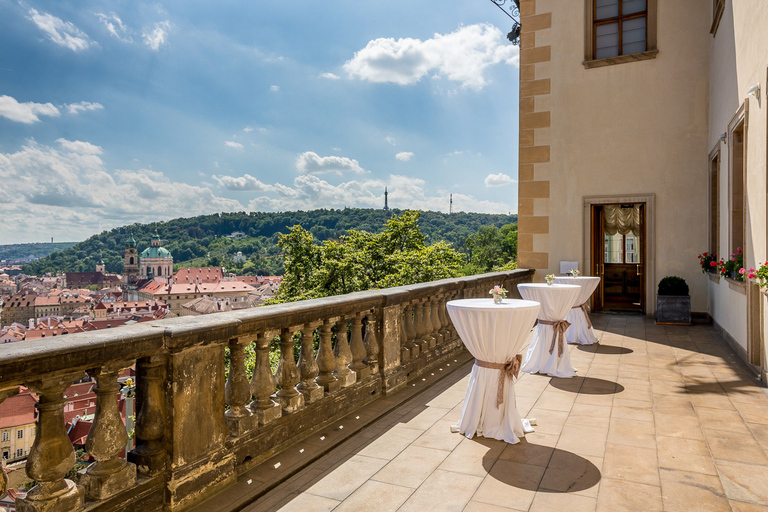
[517, 1, 767, 378]
[139, 233, 173, 281]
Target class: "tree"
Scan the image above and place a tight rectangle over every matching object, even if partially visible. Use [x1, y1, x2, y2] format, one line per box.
[275, 211, 464, 302]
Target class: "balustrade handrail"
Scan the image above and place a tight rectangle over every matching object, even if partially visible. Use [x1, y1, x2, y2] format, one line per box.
[0, 269, 531, 384]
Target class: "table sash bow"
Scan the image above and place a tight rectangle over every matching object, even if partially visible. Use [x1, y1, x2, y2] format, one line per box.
[475, 354, 523, 408]
[538, 319, 571, 357]
[571, 301, 593, 328]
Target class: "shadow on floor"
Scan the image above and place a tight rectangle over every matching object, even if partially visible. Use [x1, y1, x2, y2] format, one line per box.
[548, 376, 624, 395]
[576, 343, 633, 355]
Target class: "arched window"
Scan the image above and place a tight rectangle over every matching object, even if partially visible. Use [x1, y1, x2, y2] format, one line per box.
[129, 256, 134, 265]
[157, 266, 162, 276]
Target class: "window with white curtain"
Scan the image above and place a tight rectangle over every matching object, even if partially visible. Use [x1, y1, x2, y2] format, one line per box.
[594, 0, 648, 59]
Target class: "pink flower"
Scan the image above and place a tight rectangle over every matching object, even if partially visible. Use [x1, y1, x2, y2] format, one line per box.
[739, 268, 746, 275]
[710, 261, 717, 267]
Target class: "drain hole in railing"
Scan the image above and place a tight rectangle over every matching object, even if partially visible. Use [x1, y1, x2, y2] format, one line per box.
[371, 389, 377, 395]
[243, 455, 252, 464]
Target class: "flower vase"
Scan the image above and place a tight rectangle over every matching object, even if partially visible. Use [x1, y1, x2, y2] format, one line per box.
[546, 279, 554, 286]
[493, 294, 502, 304]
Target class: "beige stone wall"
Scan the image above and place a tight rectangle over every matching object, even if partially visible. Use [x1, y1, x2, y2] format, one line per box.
[707, 1, 768, 360]
[518, 0, 711, 315]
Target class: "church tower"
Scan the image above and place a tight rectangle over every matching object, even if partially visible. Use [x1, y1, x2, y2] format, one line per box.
[95, 252, 105, 274]
[140, 231, 173, 282]
[122, 233, 140, 286]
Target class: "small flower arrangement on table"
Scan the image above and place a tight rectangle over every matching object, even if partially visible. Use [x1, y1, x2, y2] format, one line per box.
[569, 269, 581, 277]
[490, 285, 508, 304]
[545, 274, 555, 285]
[697, 252, 718, 273]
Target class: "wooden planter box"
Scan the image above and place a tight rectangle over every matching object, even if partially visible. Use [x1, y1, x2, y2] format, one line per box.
[656, 295, 692, 325]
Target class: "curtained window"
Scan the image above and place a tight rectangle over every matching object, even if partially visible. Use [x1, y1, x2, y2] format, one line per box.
[593, 0, 647, 59]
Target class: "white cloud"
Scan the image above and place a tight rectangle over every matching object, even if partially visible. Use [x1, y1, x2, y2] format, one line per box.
[385, 136, 397, 146]
[343, 23, 519, 90]
[230, 173, 509, 214]
[320, 72, 340, 80]
[95, 12, 132, 42]
[296, 151, 366, 175]
[65, 101, 104, 115]
[0, 139, 243, 242]
[395, 151, 414, 161]
[142, 21, 170, 51]
[243, 126, 254, 133]
[225, 141, 243, 150]
[484, 172, 515, 187]
[28, 9, 95, 52]
[270, 85, 280, 92]
[0, 95, 60, 124]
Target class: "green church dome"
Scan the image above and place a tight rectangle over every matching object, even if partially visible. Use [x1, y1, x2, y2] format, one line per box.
[140, 246, 172, 259]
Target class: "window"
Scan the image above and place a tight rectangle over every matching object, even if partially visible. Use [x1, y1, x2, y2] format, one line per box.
[711, 0, 725, 36]
[129, 256, 134, 265]
[1, 431, 8, 442]
[1, 451, 8, 460]
[585, 0, 657, 67]
[17, 429, 23, 439]
[709, 149, 720, 257]
[16, 448, 23, 458]
[594, 0, 647, 59]
[730, 119, 745, 254]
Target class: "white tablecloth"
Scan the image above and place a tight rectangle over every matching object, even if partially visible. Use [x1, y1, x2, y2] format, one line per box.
[518, 283, 581, 378]
[554, 276, 601, 345]
[447, 298, 541, 444]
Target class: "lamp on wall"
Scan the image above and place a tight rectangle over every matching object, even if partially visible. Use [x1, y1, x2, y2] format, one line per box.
[718, 133, 727, 144]
[746, 83, 761, 105]
[488, 0, 521, 45]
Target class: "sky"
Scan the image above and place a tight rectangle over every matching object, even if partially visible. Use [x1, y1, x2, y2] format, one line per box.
[0, 0, 521, 244]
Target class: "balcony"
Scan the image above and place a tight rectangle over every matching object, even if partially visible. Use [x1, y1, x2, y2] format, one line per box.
[0, 269, 534, 511]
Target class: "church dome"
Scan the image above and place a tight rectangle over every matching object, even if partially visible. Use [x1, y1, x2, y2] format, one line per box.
[140, 246, 172, 259]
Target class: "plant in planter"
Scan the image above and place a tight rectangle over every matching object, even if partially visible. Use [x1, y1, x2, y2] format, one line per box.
[722, 247, 745, 281]
[656, 276, 691, 325]
[697, 252, 718, 273]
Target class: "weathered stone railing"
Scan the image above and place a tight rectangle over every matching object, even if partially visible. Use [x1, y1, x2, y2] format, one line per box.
[0, 269, 533, 511]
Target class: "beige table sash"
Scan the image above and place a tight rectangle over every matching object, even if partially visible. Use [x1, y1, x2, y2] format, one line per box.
[537, 319, 571, 357]
[474, 354, 523, 408]
[571, 302, 593, 328]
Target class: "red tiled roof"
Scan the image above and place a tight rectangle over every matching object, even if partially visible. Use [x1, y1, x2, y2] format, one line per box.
[0, 390, 38, 429]
[173, 267, 224, 284]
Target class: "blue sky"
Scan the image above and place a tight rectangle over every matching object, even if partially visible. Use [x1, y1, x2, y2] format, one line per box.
[0, 0, 520, 243]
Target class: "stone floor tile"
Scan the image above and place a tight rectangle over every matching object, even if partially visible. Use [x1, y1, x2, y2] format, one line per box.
[659, 468, 731, 512]
[332, 480, 413, 512]
[566, 403, 612, 429]
[734, 400, 768, 424]
[653, 395, 697, 416]
[595, 477, 662, 512]
[703, 429, 768, 465]
[611, 405, 654, 422]
[538, 449, 602, 497]
[696, 407, 752, 434]
[357, 425, 424, 460]
[574, 392, 615, 407]
[398, 469, 483, 512]
[274, 493, 341, 512]
[529, 492, 597, 512]
[602, 442, 659, 486]
[397, 406, 452, 431]
[371, 445, 451, 488]
[607, 417, 655, 448]
[471, 460, 544, 511]
[463, 500, 522, 512]
[650, 379, 686, 396]
[524, 407, 569, 436]
[715, 459, 768, 504]
[730, 501, 768, 512]
[748, 423, 768, 451]
[534, 390, 577, 412]
[304, 455, 388, 500]
[556, 424, 609, 458]
[653, 411, 705, 440]
[498, 437, 555, 467]
[656, 435, 717, 475]
[690, 393, 736, 410]
[439, 437, 506, 477]
[412, 419, 464, 452]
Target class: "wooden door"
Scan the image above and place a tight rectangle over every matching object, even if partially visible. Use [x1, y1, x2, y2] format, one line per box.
[639, 203, 646, 310]
[591, 205, 605, 309]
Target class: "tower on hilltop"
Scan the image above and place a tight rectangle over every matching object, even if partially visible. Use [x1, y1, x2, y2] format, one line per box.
[384, 187, 389, 211]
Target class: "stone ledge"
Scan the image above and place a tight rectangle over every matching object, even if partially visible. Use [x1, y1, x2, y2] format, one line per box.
[707, 272, 720, 283]
[725, 277, 746, 294]
[583, 50, 659, 69]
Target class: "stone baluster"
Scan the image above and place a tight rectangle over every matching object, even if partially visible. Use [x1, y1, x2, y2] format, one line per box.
[225, 337, 256, 437]
[129, 355, 166, 477]
[297, 323, 324, 403]
[349, 313, 370, 380]
[404, 303, 419, 358]
[316, 320, 341, 393]
[249, 332, 281, 425]
[275, 328, 304, 413]
[81, 362, 137, 501]
[438, 295, 451, 341]
[414, 300, 428, 350]
[363, 312, 379, 372]
[423, 297, 436, 348]
[334, 317, 356, 387]
[17, 374, 84, 512]
[430, 296, 444, 345]
[399, 304, 410, 362]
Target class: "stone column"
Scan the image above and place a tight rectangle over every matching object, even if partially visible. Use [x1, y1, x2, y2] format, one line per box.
[17, 374, 84, 512]
[404, 303, 419, 359]
[438, 296, 451, 341]
[81, 362, 137, 501]
[128, 355, 166, 477]
[363, 312, 379, 373]
[316, 320, 341, 393]
[225, 338, 257, 437]
[297, 323, 324, 403]
[399, 304, 410, 362]
[423, 298, 436, 348]
[333, 317, 356, 387]
[414, 300, 429, 350]
[430, 297, 444, 345]
[250, 332, 281, 425]
[275, 328, 304, 413]
[349, 313, 370, 380]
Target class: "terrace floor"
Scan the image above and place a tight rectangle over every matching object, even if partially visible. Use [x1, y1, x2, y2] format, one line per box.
[222, 313, 768, 512]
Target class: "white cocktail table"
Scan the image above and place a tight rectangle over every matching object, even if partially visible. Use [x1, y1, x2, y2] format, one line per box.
[518, 283, 581, 378]
[447, 298, 540, 444]
[554, 276, 601, 345]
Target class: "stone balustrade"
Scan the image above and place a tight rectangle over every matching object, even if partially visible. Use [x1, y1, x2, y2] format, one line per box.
[0, 269, 533, 511]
